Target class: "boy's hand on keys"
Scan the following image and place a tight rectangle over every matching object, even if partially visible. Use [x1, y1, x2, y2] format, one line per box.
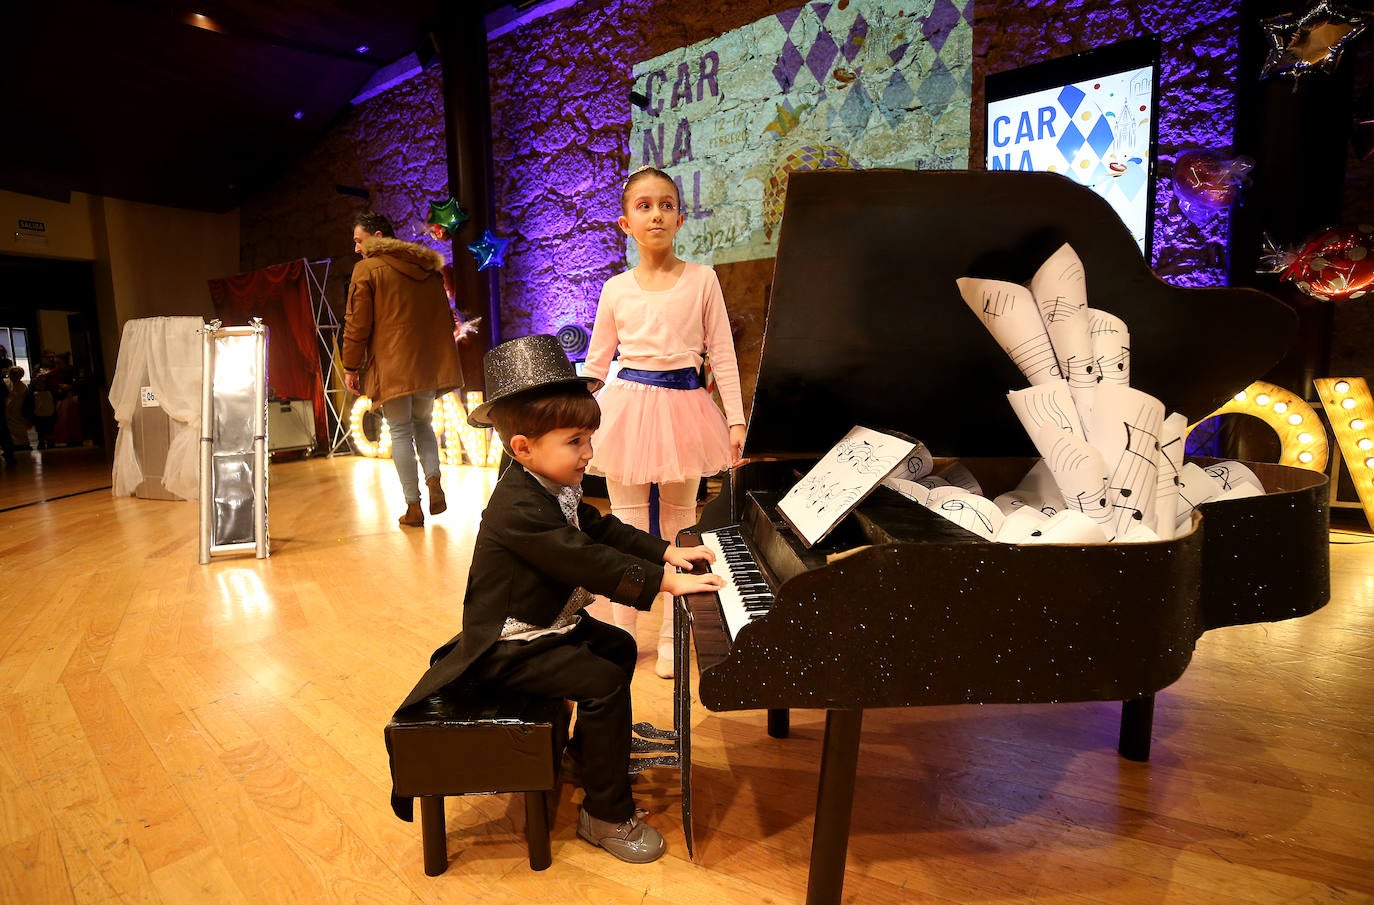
[662, 570, 725, 596]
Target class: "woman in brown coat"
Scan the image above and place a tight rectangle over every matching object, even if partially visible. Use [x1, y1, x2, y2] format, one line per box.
[343, 212, 465, 528]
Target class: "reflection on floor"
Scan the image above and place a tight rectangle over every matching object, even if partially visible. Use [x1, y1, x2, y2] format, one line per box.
[0, 444, 113, 511]
[2, 454, 1371, 905]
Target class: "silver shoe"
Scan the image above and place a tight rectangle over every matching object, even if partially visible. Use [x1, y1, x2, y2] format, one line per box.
[577, 807, 666, 863]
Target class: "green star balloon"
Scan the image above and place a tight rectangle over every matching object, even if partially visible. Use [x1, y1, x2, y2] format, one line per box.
[427, 197, 470, 232]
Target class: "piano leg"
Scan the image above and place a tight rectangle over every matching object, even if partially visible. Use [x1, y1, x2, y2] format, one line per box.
[1118, 695, 1155, 762]
[767, 708, 790, 738]
[675, 595, 695, 860]
[806, 707, 864, 905]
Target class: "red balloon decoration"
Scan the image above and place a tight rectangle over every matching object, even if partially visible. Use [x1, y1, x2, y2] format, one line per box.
[1172, 149, 1255, 226]
[1266, 225, 1374, 302]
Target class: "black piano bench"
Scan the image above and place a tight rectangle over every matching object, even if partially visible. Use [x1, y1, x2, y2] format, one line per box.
[385, 687, 571, 875]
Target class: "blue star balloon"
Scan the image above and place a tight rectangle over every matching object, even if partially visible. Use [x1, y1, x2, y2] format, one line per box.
[467, 229, 510, 271]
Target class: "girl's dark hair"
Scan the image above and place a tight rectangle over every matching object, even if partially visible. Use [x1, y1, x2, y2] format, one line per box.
[488, 384, 601, 454]
[620, 165, 680, 213]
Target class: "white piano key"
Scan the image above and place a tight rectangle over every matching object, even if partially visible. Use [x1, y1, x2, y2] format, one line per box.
[701, 526, 775, 641]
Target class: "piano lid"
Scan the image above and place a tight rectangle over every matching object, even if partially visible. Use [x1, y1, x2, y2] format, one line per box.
[745, 169, 1297, 460]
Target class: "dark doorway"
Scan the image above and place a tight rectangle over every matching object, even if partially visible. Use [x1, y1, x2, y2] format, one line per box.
[0, 253, 106, 450]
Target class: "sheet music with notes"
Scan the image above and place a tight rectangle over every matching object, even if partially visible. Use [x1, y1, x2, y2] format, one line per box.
[776, 426, 918, 547]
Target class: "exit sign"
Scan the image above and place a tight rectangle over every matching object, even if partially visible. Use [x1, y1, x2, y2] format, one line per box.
[18, 219, 45, 232]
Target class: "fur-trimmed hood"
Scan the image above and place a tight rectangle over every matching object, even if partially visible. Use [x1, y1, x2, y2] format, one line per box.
[344, 234, 464, 409]
[361, 235, 445, 280]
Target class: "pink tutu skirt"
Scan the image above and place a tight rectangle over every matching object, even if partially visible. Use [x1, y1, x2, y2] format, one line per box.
[589, 379, 733, 485]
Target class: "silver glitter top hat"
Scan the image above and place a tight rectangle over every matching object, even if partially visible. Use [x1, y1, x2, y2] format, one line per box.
[467, 333, 603, 428]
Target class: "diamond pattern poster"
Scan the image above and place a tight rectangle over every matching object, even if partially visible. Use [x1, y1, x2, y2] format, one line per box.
[629, 0, 974, 265]
[986, 70, 1155, 253]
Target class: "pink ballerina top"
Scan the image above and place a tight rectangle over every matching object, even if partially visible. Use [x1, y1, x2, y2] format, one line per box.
[582, 262, 746, 486]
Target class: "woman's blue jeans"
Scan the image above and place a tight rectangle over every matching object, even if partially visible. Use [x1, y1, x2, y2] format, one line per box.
[381, 392, 439, 504]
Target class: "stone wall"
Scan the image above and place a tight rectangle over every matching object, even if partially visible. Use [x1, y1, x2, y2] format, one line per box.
[240, 0, 1367, 362]
[240, 67, 451, 319]
[485, 0, 802, 341]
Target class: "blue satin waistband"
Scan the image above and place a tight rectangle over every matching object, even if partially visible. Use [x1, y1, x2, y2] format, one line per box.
[616, 366, 703, 390]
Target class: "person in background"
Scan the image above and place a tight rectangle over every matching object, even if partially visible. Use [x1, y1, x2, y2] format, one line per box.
[581, 166, 747, 678]
[39, 352, 80, 446]
[5, 367, 31, 450]
[27, 373, 57, 449]
[0, 368, 14, 465]
[343, 211, 465, 528]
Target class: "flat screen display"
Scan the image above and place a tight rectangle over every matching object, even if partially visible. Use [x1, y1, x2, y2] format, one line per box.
[985, 37, 1160, 257]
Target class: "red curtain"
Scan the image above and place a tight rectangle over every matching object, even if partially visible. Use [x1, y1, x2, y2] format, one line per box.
[208, 259, 328, 445]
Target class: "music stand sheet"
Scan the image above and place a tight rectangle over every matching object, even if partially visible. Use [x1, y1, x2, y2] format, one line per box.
[776, 426, 918, 547]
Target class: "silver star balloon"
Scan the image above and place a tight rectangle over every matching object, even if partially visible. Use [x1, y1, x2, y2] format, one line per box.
[1259, 0, 1368, 79]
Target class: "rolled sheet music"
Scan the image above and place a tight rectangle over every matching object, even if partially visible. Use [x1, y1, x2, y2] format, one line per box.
[1031, 244, 1097, 419]
[1082, 384, 1165, 541]
[1118, 521, 1162, 544]
[994, 504, 1051, 542]
[951, 241, 1266, 545]
[1008, 381, 1086, 443]
[1175, 461, 1222, 530]
[1018, 509, 1110, 544]
[897, 440, 935, 481]
[935, 460, 982, 495]
[926, 489, 1004, 540]
[993, 458, 1066, 517]
[1029, 243, 1088, 319]
[1089, 308, 1131, 386]
[1151, 412, 1188, 540]
[956, 277, 1060, 385]
[1048, 308, 1098, 420]
[1174, 460, 1267, 531]
[883, 472, 947, 505]
[1032, 429, 1110, 531]
[1205, 460, 1265, 499]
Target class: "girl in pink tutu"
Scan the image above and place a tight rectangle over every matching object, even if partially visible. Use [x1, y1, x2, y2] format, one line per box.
[582, 166, 747, 678]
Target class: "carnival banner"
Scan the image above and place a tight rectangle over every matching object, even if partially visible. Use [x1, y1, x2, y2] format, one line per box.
[629, 0, 974, 264]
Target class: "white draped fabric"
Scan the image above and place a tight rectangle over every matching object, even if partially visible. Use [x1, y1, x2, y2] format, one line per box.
[109, 316, 205, 500]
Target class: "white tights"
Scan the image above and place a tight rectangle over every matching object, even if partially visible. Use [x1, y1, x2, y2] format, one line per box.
[586, 478, 700, 667]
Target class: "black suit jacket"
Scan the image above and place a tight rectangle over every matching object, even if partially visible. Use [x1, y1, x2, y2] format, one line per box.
[397, 463, 669, 712]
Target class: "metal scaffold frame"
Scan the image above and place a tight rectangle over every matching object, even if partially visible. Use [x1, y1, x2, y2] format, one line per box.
[304, 258, 352, 455]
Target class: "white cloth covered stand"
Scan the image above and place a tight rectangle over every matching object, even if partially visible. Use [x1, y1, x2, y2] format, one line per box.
[109, 316, 205, 500]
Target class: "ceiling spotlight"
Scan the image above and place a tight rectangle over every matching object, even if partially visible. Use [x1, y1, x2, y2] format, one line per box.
[293, 110, 304, 120]
[186, 13, 221, 32]
[356, 44, 370, 54]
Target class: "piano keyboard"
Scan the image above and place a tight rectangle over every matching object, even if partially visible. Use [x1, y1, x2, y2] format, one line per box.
[701, 526, 775, 640]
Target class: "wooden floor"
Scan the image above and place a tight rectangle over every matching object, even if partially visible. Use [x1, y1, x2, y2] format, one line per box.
[2, 449, 1372, 904]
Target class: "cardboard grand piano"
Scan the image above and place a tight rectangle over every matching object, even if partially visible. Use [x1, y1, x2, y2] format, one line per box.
[674, 169, 1331, 905]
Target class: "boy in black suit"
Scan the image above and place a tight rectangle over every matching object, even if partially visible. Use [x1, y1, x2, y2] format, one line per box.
[394, 334, 724, 863]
